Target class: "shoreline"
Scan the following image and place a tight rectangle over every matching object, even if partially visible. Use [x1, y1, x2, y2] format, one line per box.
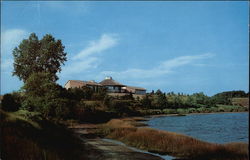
[69, 111, 249, 160]
[71, 123, 164, 160]
[145, 111, 249, 119]
[97, 113, 249, 160]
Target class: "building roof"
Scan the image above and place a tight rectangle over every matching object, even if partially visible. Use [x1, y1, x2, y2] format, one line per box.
[65, 80, 101, 88]
[84, 80, 101, 86]
[65, 80, 85, 86]
[126, 86, 146, 91]
[99, 77, 125, 86]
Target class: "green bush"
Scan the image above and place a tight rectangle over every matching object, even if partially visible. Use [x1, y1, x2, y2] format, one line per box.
[1, 94, 21, 112]
[163, 109, 177, 114]
[176, 108, 187, 114]
[109, 100, 137, 116]
[196, 107, 206, 113]
[187, 108, 197, 113]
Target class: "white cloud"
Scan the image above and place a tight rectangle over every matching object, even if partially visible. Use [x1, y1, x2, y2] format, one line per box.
[1, 59, 13, 72]
[1, 29, 29, 75]
[61, 57, 99, 76]
[72, 34, 118, 60]
[101, 53, 215, 79]
[159, 53, 214, 69]
[1, 29, 29, 59]
[60, 33, 119, 77]
[1, 29, 28, 93]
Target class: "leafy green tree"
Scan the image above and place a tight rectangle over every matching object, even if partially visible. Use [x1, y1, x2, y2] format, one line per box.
[68, 87, 94, 101]
[186, 95, 196, 107]
[141, 94, 152, 109]
[173, 95, 182, 108]
[22, 72, 71, 119]
[12, 33, 67, 82]
[152, 90, 168, 109]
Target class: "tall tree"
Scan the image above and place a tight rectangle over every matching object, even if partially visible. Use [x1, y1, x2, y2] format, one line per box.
[12, 33, 67, 82]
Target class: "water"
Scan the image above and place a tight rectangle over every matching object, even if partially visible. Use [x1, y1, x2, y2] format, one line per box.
[147, 112, 249, 144]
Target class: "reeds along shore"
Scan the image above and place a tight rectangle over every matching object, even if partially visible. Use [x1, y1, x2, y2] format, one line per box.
[98, 118, 249, 160]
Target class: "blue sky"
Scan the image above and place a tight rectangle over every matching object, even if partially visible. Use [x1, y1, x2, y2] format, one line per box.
[1, 1, 249, 96]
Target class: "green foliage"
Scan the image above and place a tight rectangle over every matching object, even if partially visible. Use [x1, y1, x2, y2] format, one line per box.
[187, 108, 197, 113]
[1, 93, 21, 112]
[151, 90, 168, 109]
[67, 87, 94, 100]
[12, 33, 67, 82]
[120, 92, 134, 100]
[109, 100, 136, 116]
[163, 109, 177, 114]
[176, 108, 187, 114]
[22, 72, 72, 119]
[140, 95, 152, 109]
[212, 90, 248, 105]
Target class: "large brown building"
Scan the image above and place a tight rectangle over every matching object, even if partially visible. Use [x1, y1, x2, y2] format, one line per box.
[64, 77, 146, 95]
[64, 80, 101, 91]
[99, 76, 125, 93]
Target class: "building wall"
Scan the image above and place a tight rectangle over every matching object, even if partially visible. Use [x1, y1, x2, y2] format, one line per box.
[65, 81, 71, 90]
[126, 88, 135, 94]
[122, 87, 146, 95]
[106, 86, 122, 93]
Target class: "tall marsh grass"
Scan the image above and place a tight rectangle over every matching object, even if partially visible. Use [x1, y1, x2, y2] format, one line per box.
[99, 118, 249, 160]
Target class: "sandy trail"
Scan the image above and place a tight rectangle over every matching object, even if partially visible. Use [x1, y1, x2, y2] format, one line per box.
[70, 124, 164, 160]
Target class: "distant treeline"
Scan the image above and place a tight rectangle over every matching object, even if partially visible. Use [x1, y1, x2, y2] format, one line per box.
[140, 90, 249, 110]
[1, 81, 249, 122]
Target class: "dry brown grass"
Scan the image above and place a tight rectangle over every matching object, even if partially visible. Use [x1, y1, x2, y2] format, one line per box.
[99, 118, 249, 160]
[106, 119, 134, 128]
[232, 98, 249, 108]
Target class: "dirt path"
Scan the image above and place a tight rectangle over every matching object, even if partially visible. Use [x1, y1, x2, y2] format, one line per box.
[70, 124, 164, 160]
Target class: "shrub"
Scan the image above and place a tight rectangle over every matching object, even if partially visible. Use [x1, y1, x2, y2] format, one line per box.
[187, 108, 197, 113]
[109, 100, 137, 117]
[163, 109, 177, 114]
[176, 108, 187, 114]
[1, 94, 21, 112]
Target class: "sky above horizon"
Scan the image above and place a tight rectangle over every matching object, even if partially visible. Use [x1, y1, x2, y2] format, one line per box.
[1, 1, 249, 96]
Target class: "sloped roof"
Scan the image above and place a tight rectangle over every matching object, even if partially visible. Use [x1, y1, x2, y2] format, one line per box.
[65, 80, 85, 86]
[99, 78, 125, 86]
[84, 80, 101, 86]
[126, 86, 146, 91]
[65, 80, 100, 88]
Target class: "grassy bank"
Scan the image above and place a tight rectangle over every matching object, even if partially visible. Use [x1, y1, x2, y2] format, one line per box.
[139, 105, 248, 116]
[0, 110, 86, 160]
[98, 118, 249, 160]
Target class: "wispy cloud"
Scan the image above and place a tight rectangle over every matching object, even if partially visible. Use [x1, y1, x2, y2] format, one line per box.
[72, 34, 118, 60]
[1, 29, 29, 57]
[1, 59, 13, 73]
[101, 53, 215, 79]
[1, 29, 28, 93]
[1, 29, 29, 73]
[61, 33, 119, 77]
[62, 57, 99, 75]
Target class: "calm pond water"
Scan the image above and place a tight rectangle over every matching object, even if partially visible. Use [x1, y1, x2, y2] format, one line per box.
[147, 112, 249, 144]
